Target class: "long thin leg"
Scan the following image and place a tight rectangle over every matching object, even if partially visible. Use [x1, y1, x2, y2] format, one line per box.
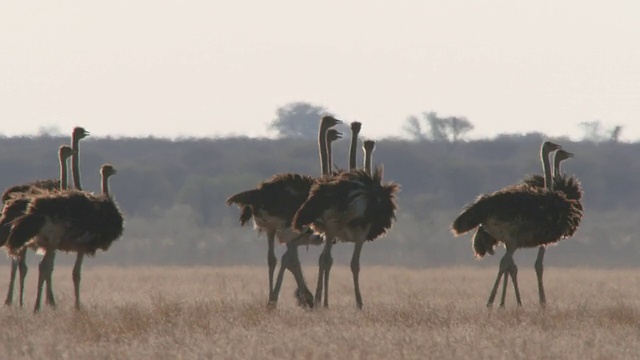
[508, 259, 522, 306]
[19, 250, 28, 307]
[34, 249, 56, 313]
[269, 247, 290, 306]
[499, 271, 509, 308]
[287, 243, 313, 308]
[487, 248, 515, 307]
[315, 240, 334, 307]
[322, 242, 334, 308]
[72, 252, 84, 309]
[535, 246, 546, 307]
[5, 255, 20, 306]
[266, 230, 277, 303]
[350, 240, 365, 309]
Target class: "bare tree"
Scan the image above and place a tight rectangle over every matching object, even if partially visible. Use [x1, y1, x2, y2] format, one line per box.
[578, 120, 623, 142]
[404, 111, 474, 142]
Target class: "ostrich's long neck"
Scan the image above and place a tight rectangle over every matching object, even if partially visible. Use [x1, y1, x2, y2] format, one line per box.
[553, 154, 563, 179]
[541, 147, 553, 191]
[319, 125, 328, 176]
[327, 136, 334, 173]
[349, 131, 359, 170]
[102, 174, 110, 197]
[364, 147, 374, 176]
[59, 155, 69, 191]
[71, 136, 82, 190]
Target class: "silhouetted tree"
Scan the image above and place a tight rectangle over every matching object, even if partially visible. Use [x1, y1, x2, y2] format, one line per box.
[404, 111, 474, 142]
[268, 102, 331, 139]
[578, 120, 623, 142]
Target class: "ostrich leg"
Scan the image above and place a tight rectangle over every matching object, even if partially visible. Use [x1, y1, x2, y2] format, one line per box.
[350, 240, 365, 309]
[266, 230, 277, 305]
[73, 252, 85, 309]
[535, 246, 547, 306]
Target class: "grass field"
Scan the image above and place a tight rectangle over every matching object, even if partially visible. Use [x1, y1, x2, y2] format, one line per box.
[0, 265, 640, 359]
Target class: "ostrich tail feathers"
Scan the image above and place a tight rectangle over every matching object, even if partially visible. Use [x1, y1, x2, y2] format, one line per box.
[471, 225, 498, 258]
[451, 196, 488, 235]
[6, 214, 46, 255]
[226, 189, 261, 207]
[239, 205, 253, 226]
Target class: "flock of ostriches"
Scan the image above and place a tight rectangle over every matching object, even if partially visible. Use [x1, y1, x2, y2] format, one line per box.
[0, 117, 583, 313]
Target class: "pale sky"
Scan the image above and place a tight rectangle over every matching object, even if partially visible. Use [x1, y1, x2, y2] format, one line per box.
[1, 1, 639, 140]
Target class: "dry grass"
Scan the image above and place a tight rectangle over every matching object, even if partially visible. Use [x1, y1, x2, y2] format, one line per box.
[1, 265, 640, 359]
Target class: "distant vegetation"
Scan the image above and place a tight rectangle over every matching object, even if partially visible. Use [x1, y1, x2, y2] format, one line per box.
[0, 130, 637, 268]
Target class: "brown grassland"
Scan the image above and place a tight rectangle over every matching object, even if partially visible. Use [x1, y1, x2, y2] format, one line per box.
[0, 265, 640, 359]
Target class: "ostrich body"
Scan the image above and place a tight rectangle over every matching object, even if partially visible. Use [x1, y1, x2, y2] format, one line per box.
[226, 116, 342, 307]
[451, 141, 582, 307]
[295, 140, 399, 309]
[1, 145, 75, 307]
[472, 149, 583, 305]
[5, 164, 123, 312]
[314, 121, 361, 307]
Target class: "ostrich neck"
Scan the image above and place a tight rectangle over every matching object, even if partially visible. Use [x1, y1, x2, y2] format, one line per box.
[72, 136, 82, 190]
[327, 139, 334, 174]
[541, 147, 553, 191]
[318, 125, 329, 176]
[59, 156, 69, 191]
[364, 148, 373, 176]
[102, 175, 110, 196]
[349, 131, 359, 170]
[553, 155, 563, 179]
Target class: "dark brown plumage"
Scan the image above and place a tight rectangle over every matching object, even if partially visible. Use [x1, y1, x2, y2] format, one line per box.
[227, 173, 317, 235]
[1, 179, 60, 203]
[7, 190, 124, 256]
[452, 141, 582, 308]
[293, 167, 399, 240]
[452, 185, 581, 247]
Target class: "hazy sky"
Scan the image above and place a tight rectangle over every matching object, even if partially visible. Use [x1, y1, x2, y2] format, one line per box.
[1, 1, 638, 140]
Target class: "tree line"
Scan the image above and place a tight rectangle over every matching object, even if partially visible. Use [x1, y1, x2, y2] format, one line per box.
[0, 132, 637, 267]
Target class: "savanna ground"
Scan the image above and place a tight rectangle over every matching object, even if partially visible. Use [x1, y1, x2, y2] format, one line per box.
[1, 265, 640, 359]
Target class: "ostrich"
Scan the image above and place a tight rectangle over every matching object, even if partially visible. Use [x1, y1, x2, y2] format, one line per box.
[451, 141, 582, 307]
[5, 163, 124, 312]
[270, 127, 343, 306]
[314, 121, 362, 306]
[1, 145, 75, 307]
[226, 116, 342, 307]
[523, 148, 582, 305]
[472, 149, 582, 306]
[294, 139, 400, 309]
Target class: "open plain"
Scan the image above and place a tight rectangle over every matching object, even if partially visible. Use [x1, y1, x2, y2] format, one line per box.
[0, 265, 639, 359]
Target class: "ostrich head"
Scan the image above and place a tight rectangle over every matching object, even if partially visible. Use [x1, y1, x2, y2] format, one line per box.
[59, 145, 76, 160]
[554, 149, 574, 162]
[541, 141, 561, 155]
[350, 121, 362, 134]
[73, 127, 90, 140]
[363, 140, 376, 153]
[100, 164, 117, 178]
[327, 129, 342, 143]
[320, 115, 342, 129]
